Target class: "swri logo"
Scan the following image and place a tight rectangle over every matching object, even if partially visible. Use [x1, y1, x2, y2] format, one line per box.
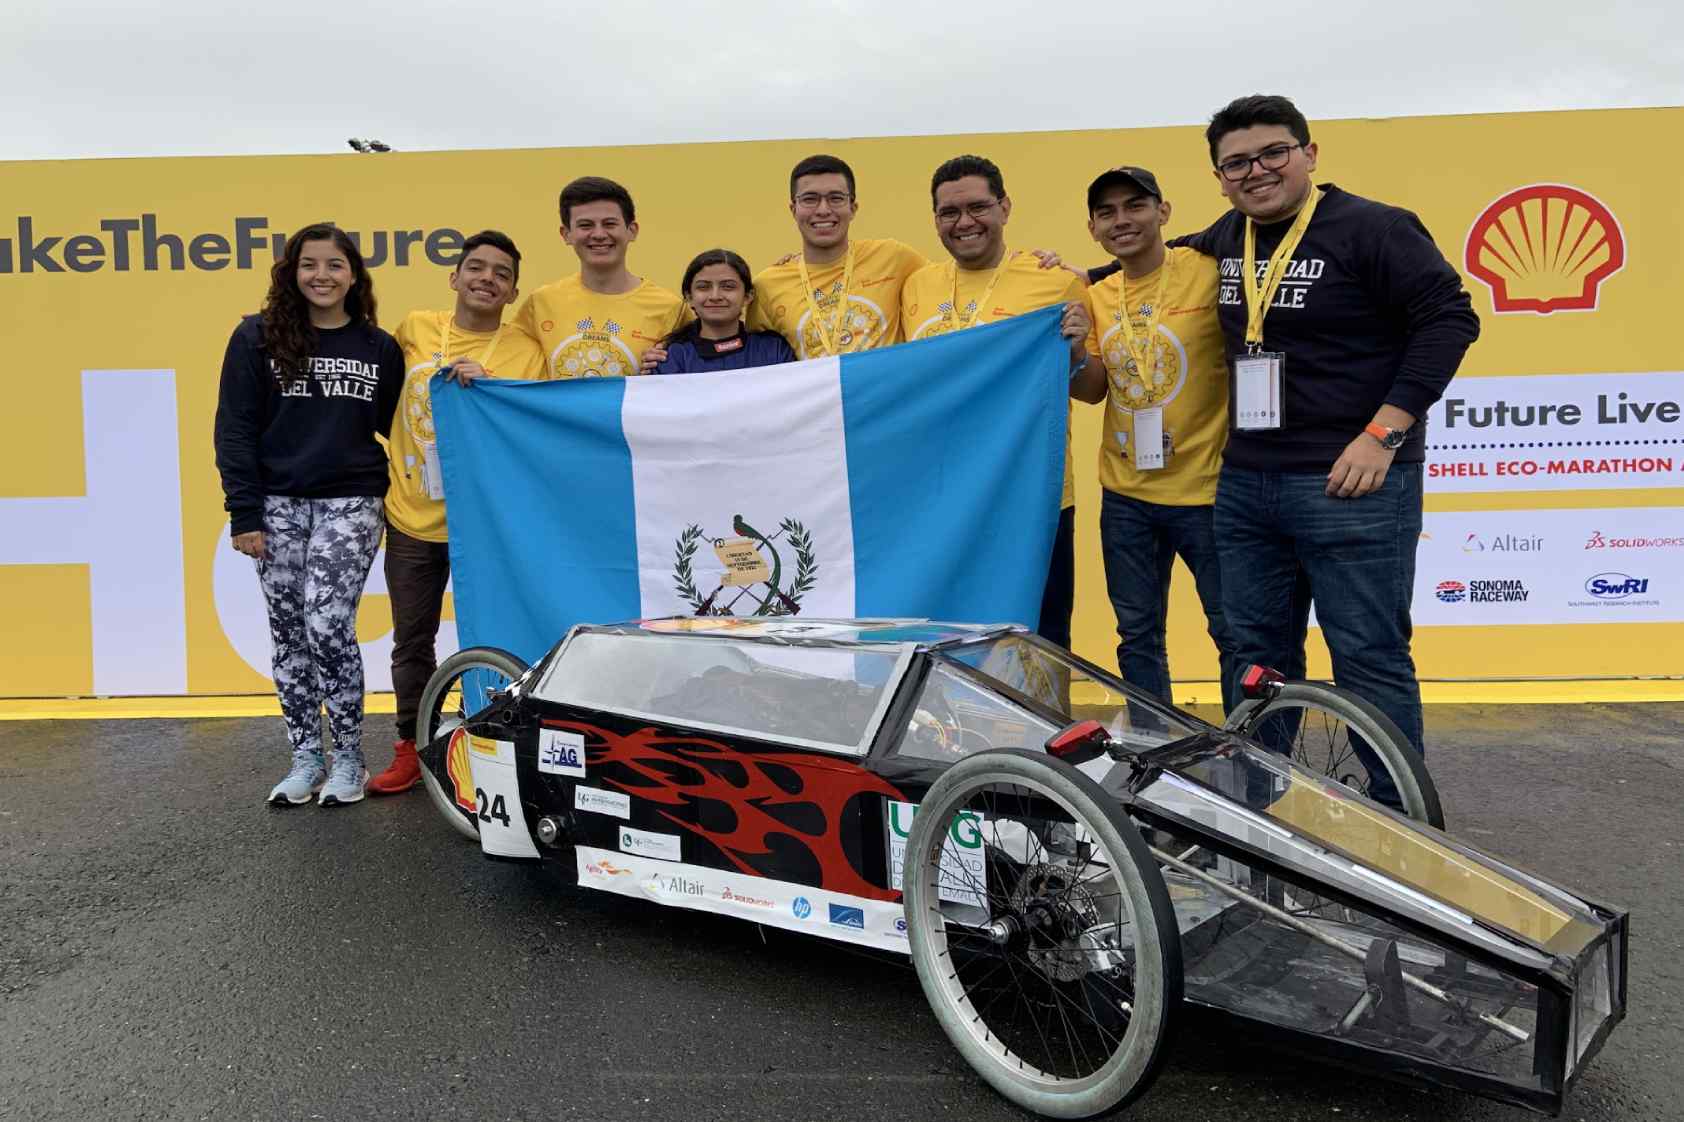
[1435, 580, 1467, 603]
[792, 896, 812, 920]
[827, 903, 865, 930]
[1585, 572, 1650, 599]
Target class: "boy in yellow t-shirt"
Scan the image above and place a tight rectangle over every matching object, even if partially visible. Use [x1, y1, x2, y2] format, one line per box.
[368, 230, 545, 796]
[1069, 167, 1238, 711]
[512, 176, 689, 379]
[746, 154, 929, 358]
[899, 154, 1093, 649]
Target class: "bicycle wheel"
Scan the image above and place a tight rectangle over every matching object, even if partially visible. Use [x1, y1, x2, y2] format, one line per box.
[417, 646, 527, 842]
[1225, 681, 1444, 828]
[902, 749, 1182, 1120]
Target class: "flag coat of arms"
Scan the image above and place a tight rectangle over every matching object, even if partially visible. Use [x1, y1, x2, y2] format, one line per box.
[432, 304, 1069, 663]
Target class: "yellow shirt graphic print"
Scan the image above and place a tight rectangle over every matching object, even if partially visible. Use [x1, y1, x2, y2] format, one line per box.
[1084, 247, 1228, 505]
[386, 310, 545, 542]
[748, 237, 927, 359]
[511, 275, 689, 380]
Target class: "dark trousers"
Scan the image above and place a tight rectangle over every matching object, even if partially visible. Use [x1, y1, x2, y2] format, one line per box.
[384, 521, 451, 741]
[1036, 506, 1076, 650]
[1099, 489, 1239, 713]
[1213, 463, 1426, 797]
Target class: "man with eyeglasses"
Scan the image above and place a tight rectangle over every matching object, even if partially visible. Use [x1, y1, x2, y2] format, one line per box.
[745, 153, 929, 358]
[900, 154, 1092, 648]
[1171, 94, 1480, 802]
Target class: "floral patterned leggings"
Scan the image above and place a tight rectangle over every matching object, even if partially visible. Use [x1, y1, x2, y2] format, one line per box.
[256, 496, 384, 766]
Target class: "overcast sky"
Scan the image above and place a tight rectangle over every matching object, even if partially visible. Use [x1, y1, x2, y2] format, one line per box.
[5, 0, 1681, 161]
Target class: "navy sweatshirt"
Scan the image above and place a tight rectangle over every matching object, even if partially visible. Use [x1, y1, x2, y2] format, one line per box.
[1094, 184, 1481, 471]
[652, 328, 796, 375]
[213, 314, 404, 535]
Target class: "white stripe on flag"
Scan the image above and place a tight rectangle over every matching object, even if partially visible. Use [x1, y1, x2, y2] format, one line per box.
[623, 359, 856, 620]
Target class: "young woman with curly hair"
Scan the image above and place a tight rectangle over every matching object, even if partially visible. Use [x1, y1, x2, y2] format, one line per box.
[214, 223, 404, 808]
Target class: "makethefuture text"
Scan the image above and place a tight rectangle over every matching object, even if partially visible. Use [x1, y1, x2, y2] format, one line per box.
[0, 216, 466, 274]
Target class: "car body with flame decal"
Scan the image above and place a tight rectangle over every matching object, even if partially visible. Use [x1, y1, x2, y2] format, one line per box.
[417, 618, 1626, 1120]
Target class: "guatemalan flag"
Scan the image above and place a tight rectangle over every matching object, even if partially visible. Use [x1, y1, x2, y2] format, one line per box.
[432, 304, 1068, 664]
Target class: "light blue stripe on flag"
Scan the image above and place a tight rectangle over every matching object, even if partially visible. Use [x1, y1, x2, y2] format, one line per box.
[432, 374, 637, 663]
[842, 303, 1067, 628]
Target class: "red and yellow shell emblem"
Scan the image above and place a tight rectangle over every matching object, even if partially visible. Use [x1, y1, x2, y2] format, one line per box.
[446, 726, 475, 813]
[1464, 184, 1624, 314]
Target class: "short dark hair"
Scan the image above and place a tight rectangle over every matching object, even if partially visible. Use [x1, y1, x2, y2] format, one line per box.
[789, 154, 855, 199]
[458, 229, 522, 282]
[929, 155, 1005, 207]
[1205, 95, 1312, 164]
[559, 176, 635, 226]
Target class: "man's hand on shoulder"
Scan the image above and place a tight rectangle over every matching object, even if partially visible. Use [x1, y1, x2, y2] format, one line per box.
[639, 345, 668, 374]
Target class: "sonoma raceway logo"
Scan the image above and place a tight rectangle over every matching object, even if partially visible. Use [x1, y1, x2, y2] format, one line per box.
[1437, 578, 1530, 603]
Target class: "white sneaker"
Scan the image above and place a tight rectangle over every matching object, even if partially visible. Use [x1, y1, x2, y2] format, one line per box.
[318, 754, 368, 807]
[268, 757, 327, 807]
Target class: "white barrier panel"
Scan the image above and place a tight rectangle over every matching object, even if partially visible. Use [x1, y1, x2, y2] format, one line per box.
[1415, 508, 1680, 625]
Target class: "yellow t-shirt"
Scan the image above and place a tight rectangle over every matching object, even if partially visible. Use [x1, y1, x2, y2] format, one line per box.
[387, 310, 547, 542]
[901, 252, 1087, 509]
[747, 237, 928, 359]
[1084, 246, 1228, 505]
[511, 274, 688, 380]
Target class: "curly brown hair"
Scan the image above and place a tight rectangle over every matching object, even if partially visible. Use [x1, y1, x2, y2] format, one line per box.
[260, 223, 378, 376]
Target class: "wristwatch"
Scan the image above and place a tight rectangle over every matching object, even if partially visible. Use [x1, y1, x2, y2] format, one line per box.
[1364, 421, 1409, 450]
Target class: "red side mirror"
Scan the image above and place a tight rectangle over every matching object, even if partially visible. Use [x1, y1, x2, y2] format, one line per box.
[1240, 664, 1286, 700]
[1046, 719, 1110, 759]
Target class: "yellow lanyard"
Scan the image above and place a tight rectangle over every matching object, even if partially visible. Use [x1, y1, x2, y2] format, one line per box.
[947, 251, 1014, 331]
[439, 311, 505, 372]
[796, 243, 856, 356]
[1112, 252, 1173, 383]
[1241, 182, 1320, 349]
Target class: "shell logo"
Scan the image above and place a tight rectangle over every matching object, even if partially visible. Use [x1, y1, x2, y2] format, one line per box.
[1464, 184, 1624, 315]
[446, 727, 476, 813]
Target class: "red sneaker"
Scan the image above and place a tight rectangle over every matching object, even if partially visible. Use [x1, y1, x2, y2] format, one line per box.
[367, 739, 421, 795]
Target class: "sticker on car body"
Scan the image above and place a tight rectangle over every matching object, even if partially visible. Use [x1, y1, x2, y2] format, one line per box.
[538, 727, 587, 776]
[574, 786, 631, 819]
[619, 826, 681, 862]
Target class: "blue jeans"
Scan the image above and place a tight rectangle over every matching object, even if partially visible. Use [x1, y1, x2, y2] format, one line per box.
[1099, 490, 1240, 714]
[1213, 463, 1426, 800]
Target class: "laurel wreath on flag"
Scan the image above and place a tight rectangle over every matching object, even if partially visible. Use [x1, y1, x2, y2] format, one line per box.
[779, 518, 819, 603]
[671, 519, 818, 615]
[673, 524, 707, 612]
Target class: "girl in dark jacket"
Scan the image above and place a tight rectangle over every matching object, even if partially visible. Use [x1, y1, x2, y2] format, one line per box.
[213, 222, 403, 809]
[653, 250, 796, 374]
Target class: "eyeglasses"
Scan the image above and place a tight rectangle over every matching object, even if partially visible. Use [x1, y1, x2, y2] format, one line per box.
[794, 191, 854, 210]
[1216, 142, 1302, 182]
[935, 199, 1000, 226]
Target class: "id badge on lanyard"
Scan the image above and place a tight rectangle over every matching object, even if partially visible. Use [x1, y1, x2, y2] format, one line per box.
[1234, 352, 1284, 431]
[1131, 407, 1166, 470]
[420, 442, 445, 500]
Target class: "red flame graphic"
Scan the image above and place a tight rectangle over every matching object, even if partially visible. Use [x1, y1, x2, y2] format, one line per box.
[548, 720, 902, 900]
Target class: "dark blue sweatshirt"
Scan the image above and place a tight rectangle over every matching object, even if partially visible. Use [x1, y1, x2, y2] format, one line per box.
[652, 328, 796, 375]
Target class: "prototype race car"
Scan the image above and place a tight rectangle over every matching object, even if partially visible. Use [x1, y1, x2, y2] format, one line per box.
[416, 618, 1626, 1119]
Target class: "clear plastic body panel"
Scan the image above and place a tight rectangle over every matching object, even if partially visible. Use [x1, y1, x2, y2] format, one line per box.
[533, 631, 909, 755]
[897, 660, 1061, 762]
[1146, 742, 1610, 958]
[1149, 817, 1547, 1083]
[942, 637, 1201, 750]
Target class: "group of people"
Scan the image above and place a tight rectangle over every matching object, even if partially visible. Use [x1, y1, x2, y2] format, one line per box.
[213, 92, 1479, 811]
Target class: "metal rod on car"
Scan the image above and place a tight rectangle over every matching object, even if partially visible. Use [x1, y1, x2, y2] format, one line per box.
[1148, 846, 1531, 1044]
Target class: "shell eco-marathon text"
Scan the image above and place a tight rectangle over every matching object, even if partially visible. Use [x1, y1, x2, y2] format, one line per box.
[0, 216, 467, 274]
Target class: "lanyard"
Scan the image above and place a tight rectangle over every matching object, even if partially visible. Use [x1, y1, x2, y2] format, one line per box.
[796, 243, 856, 356]
[1111, 252, 1173, 384]
[439, 311, 505, 372]
[1241, 182, 1320, 350]
[947, 251, 1014, 331]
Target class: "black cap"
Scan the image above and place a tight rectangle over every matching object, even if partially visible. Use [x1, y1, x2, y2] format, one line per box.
[1086, 166, 1162, 211]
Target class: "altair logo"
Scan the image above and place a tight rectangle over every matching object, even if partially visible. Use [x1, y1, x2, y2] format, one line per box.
[1585, 573, 1650, 599]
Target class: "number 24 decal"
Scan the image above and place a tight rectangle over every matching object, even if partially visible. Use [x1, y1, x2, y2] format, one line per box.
[475, 788, 511, 827]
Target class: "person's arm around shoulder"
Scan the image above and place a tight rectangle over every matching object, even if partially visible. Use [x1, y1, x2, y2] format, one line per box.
[213, 318, 269, 558]
[1165, 213, 1228, 257]
[1326, 209, 1481, 499]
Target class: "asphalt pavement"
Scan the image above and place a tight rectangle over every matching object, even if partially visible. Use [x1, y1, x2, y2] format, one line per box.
[1, 703, 1679, 1121]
